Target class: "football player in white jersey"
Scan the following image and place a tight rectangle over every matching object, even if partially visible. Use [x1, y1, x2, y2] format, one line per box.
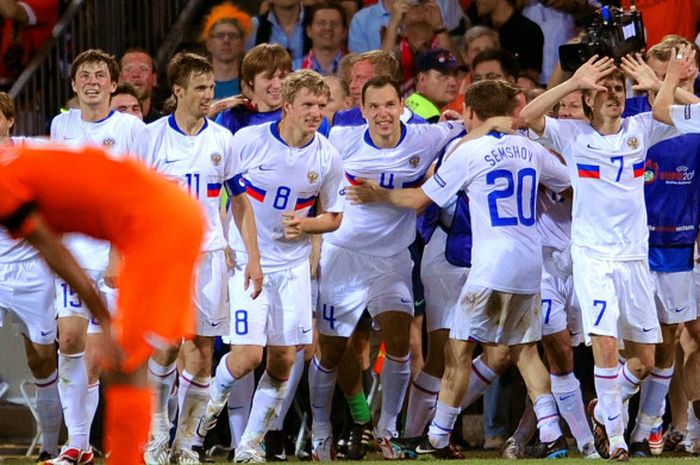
[0, 93, 62, 462]
[48, 49, 145, 465]
[652, 44, 700, 455]
[133, 53, 262, 465]
[519, 54, 696, 460]
[347, 79, 571, 459]
[309, 76, 463, 460]
[529, 94, 597, 458]
[403, 110, 525, 456]
[196, 69, 343, 463]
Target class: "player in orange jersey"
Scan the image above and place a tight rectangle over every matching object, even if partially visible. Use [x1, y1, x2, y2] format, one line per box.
[0, 142, 206, 465]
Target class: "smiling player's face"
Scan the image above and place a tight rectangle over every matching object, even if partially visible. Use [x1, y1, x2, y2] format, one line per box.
[252, 69, 288, 111]
[72, 61, 116, 108]
[361, 84, 403, 140]
[284, 87, 327, 136]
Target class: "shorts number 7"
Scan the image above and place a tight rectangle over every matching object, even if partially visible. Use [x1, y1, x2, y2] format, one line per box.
[542, 299, 553, 324]
[593, 300, 607, 326]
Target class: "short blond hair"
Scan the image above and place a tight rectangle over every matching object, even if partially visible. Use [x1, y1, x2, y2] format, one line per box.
[283, 69, 330, 105]
[648, 35, 700, 67]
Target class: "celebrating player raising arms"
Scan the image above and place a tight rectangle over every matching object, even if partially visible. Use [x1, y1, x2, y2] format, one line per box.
[652, 43, 700, 456]
[519, 53, 697, 460]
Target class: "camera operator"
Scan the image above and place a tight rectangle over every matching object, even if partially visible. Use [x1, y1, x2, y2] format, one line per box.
[522, 0, 596, 85]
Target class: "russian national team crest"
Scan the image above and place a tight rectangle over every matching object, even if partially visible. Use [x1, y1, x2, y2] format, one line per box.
[409, 154, 420, 168]
[626, 137, 639, 149]
[103, 138, 115, 147]
[307, 171, 319, 183]
[211, 152, 222, 166]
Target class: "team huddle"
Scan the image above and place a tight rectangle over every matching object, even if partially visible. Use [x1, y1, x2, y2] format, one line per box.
[1, 31, 700, 465]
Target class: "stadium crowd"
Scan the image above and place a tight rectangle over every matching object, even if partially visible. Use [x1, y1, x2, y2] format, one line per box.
[1, 1, 700, 465]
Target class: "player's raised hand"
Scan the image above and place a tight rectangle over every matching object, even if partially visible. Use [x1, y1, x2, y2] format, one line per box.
[345, 178, 385, 204]
[665, 44, 696, 85]
[282, 212, 304, 240]
[621, 53, 661, 92]
[572, 55, 616, 91]
[389, 0, 411, 19]
[243, 260, 263, 299]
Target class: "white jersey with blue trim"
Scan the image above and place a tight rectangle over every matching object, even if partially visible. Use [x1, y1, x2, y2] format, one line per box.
[536, 189, 572, 251]
[327, 121, 463, 257]
[229, 122, 343, 271]
[541, 114, 677, 260]
[133, 115, 238, 252]
[49, 109, 145, 271]
[422, 132, 570, 293]
[0, 137, 48, 263]
[670, 103, 700, 134]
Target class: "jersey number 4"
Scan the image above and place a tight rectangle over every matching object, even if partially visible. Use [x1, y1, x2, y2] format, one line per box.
[487, 168, 536, 227]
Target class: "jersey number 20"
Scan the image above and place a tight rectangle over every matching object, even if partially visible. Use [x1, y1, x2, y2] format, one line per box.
[487, 168, 536, 227]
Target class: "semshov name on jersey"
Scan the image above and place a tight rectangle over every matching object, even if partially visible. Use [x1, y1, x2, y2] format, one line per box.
[485, 143, 535, 167]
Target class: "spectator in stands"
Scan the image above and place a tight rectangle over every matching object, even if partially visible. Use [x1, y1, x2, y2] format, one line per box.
[300, 2, 348, 75]
[110, 82, 144, 121]
[522, 0, 585, 85]
[346, 50, 398, 107]
[462, 25, 500, 72]
[471, 47, 520, 84]
[0, 0, 59, 89]
[348, 0, 465, 53]
[381, 0, 463, 96]
[517, 73, 539, 90]
[246, 0, 309, 69]
[443, 25, 500, 113]
[337, 52, 358, 87]
[405, 48, 459, 123]
[201, 2, 251, 100]
[472, 0, 544, 82]
[119, 48, 161, 122]
[334, 49, 424, 125]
